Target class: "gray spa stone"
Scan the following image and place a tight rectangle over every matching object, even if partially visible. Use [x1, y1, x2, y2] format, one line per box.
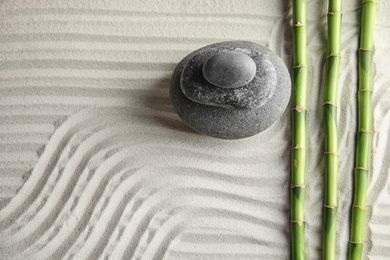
[180, 43, 277, 110]
[170, 41, 291, 139]
[202, 51, 257, 88]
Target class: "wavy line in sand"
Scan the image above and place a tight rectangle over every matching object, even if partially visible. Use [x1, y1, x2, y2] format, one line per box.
[0, 107, 289, 259]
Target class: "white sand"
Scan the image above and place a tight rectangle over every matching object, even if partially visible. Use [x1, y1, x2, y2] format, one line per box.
[0, 0, 389, 259]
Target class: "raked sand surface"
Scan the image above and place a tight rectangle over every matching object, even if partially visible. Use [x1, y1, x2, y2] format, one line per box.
[0, 0, 389, 259]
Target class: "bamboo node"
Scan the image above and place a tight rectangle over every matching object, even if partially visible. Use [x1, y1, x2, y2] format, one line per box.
[293, 22, 306, 27]
[290, 220, 304, 226]
[327, 11, 343, 15]
[359, 48, 375, 52]
[323, 101, 337, 107]
[292, 65, 308, 69]
[362, 0, 378, 5]
[290, 184, 306, 189]
[358, 89, 373, 93]
[323, 204, 338, 209]
[355, 167, 369, 171]
[358, 129, 371, 133]
[291, 145, 307, 150]
[349, 241, 364, 245]
[326, 54, 341, 59]
[292, 106, 306, 113]
[353, 205, 367, 211]
[324, 152, 339, 156]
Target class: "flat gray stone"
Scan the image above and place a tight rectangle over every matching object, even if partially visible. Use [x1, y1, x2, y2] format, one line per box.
[180, 44, 277, 110]
[170, 41, 291, 139]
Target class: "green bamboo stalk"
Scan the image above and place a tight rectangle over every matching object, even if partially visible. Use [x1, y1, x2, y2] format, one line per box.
[322, 1, 342, 259]
[348, 0, 377, 259]
[291, 0, 308, 259]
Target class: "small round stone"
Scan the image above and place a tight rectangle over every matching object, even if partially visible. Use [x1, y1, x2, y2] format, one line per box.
[202, 51, 256, 88]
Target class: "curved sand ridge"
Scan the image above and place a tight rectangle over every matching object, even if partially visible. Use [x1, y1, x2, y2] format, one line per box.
[0, 0, 390, 258]
[0, 107, 290, 259]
